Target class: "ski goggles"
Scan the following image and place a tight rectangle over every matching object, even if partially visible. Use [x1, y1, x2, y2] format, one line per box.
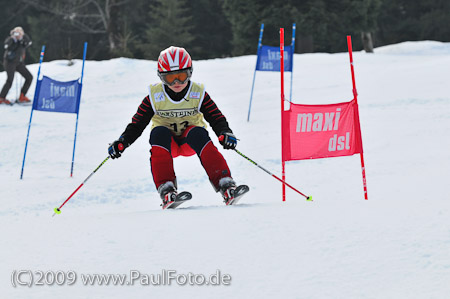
[159, 69, 192, 86]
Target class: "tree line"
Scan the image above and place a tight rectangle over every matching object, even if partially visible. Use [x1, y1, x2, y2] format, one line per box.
[0, 0, 449, 68]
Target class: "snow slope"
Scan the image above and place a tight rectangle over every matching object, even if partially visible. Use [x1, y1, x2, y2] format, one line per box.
[1, 41, 450, 298]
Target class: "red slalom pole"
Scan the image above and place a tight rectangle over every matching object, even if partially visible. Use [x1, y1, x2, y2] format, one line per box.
[234, 149, 312, 201]
[280, 28, 286, 202]
[347, 35, 368, 200]
[53, 155, 111, 216]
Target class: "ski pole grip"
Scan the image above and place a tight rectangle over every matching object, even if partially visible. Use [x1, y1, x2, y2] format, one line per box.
[118, 143, 124, 151]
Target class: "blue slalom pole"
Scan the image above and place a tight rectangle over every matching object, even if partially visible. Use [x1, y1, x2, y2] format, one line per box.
[70, 42, 88, 177]
[20, 45, 45, 179]
[247, 23, 264, 122]
[289, 23, 296, 103]
[80, 42, 87, 85]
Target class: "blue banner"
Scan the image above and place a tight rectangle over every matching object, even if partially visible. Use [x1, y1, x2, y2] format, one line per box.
[255, 45, 293, 72]
[32, 76, 81, 114]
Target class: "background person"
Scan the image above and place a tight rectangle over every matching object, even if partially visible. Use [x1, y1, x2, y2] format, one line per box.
[0, 26, 33, 105]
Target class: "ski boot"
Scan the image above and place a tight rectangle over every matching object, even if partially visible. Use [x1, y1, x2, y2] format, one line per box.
[18, 93, 31, 103]
[158, 181, 191, 209]
[159, 181, 177, 207]
[219, 177, 250, 206]
[0, 97, 12, 105]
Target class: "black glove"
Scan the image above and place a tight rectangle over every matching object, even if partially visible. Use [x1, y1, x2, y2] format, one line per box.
[108, 137, 127, 159]
[218, 132, 237, 150]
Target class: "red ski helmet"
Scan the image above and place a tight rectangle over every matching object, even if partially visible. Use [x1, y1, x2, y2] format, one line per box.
[157, 46, 192, 73]
[157, 46, 193, 86]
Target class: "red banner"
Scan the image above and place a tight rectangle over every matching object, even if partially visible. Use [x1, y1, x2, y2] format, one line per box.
[282, 99, 363, 161]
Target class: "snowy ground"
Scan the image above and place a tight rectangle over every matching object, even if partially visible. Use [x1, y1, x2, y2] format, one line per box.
[1, 40, 450, 298]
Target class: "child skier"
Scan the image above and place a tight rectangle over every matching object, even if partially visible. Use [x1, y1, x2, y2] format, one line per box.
[108, 46, 248, 208]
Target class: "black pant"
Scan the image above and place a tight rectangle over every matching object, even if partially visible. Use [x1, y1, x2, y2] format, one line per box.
[149, 126, 211, 155]
[0, 60, 33, 98]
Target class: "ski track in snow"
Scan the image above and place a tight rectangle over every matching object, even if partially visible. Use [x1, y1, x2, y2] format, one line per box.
[1, 41, 450, 298]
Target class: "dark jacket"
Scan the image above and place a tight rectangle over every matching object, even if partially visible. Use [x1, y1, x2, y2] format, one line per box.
[3, 33, 32, 63]
[121, 82, 233, 146]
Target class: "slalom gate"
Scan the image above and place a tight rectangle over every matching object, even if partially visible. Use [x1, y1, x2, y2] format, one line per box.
[20, 42, 88, 179]
[278, 29, 368, 201]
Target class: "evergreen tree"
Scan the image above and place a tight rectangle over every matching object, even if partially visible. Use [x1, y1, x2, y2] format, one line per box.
[1, 0, 450, 62]
[295, 0, 328, 53]
[419, 0, 450, 41]
[222, 0, 266, 56]
[222, 0, 302, 55]
[378, 0, 450, 45]
[190, 0, 232, 59]
[139, 0, 194, 60]
[259, 2, 299, 47]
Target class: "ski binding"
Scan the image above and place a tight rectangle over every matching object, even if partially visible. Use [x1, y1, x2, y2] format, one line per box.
[162, 191, 192, 209]
[224, 185, 249, 206]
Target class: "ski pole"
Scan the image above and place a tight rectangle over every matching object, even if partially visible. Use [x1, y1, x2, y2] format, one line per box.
[234, 149, 312, 201]
[53, 156, 111, 216]
[15, 73, 19, 101]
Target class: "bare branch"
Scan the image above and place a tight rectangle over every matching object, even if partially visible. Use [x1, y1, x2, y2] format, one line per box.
[88, 0, 108, 29]
[22, 0, 129, 53]
[0, 3, 30, 28]
[110, 0, 130, 8]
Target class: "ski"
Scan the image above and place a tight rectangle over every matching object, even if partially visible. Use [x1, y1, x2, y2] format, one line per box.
[161, 185, 249, 209]
[162, 191, 192, 209]
[224, 185, 250, 206]
[12, 100, 32, 106]
[0, 99, 15, 106]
